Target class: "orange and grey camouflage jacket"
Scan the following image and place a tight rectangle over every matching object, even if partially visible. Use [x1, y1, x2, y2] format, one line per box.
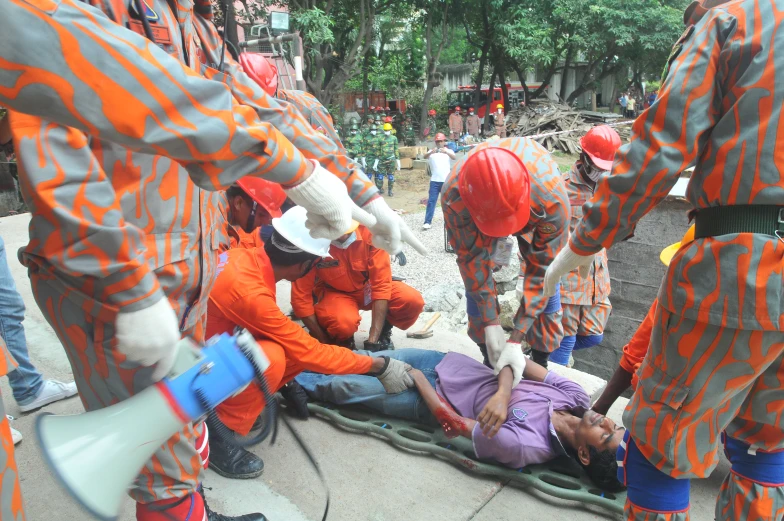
[443, 137, 570, 335]
[2, 0, 377, 328]
[559, 163, 611, 306]
[570, 0, 784, 331]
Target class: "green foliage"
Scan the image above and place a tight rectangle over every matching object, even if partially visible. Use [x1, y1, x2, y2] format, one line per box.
[292, 8, 335, 47]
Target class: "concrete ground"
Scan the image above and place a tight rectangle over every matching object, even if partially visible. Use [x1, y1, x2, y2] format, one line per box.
[0, 213, 728, 521]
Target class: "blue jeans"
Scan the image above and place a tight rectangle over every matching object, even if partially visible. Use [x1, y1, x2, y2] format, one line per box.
[424, 181, 444, 225]
[0, 235, 43, 405]
[295, 348, 445, 425]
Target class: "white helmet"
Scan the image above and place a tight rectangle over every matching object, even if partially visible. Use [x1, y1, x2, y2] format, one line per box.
[271, 206, 332, 258]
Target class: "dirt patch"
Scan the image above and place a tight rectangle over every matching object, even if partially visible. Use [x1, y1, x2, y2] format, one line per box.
[379, 168, 432, 214]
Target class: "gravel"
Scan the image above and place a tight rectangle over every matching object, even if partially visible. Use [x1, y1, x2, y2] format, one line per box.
[391, 207, 463, 294]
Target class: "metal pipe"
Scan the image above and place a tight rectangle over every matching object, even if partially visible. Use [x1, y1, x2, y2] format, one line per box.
[240, 32, 307, 91]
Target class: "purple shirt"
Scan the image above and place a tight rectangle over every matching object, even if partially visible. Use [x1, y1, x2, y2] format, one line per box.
[435, 352, 589, 469]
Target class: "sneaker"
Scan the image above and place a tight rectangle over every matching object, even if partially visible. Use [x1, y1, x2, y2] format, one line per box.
[6, 415, 22, 445]
[19, 379, 78, 413]
[422, 223, 432, 230]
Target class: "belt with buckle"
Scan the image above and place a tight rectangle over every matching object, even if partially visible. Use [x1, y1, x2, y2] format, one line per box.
[694, 205, 784, 241]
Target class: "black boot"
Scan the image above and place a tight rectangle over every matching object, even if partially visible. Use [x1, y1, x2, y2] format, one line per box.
[279, 381, 310, 419]
[531, 349, 550, 369]
[378, 320, 395, 349]
[200, 487, 267, 521]
[207, 425, 265, 479]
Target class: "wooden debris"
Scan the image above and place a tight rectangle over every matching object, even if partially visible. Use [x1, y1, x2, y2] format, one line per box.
[506, 100, 631, 154]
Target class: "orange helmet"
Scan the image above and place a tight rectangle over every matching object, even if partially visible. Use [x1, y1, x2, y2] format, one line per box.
[580, 125, 621, 171]
[458, 147, 530, 237]
[238, 53, 278, 97]
[428, 109, 436, 116]
[236, 177, 286, 218]
[434, 133, 447, 141]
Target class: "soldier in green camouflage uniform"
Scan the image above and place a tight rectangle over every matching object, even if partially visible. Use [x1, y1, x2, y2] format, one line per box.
[365, 123, 381, 180]
[374, 123, 400, 196]
[361, 114, 374, 139]
[402, 115, 417, 146]
[345, 124, 366, 172]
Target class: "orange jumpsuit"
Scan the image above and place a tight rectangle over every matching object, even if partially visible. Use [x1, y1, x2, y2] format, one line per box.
[5, 0, 377, 505]
[0, 338, 25, 520]
[207, 247, 373, 435]
[290, 227, 424, 341]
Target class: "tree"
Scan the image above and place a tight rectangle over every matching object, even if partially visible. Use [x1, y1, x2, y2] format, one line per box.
[418, 0, 453, 137]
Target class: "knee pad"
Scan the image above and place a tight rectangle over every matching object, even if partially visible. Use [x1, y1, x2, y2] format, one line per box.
[618, 431, 690, 513]
[574, 334, 603, 350]
[723, 433, 784, 486]
[549, 336, 575, 366]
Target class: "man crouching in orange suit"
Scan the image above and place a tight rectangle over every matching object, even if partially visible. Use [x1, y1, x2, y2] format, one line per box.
[291, 222, 424, 351]
[205, 207, 415, 479]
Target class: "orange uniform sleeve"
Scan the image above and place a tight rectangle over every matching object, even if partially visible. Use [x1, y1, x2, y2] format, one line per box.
[619, 299, 658, 387]
[290, 269, 317, 318]
[364, 229, 392, 301]
[217, 291, 373, 376]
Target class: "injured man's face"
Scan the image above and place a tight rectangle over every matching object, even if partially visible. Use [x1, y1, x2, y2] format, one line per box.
[575, 410, 625, 454]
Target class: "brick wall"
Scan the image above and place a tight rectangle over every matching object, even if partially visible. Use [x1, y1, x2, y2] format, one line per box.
[571, 197, 693, 381]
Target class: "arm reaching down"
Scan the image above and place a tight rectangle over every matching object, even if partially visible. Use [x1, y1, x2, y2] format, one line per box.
[411, 369, 476, 439]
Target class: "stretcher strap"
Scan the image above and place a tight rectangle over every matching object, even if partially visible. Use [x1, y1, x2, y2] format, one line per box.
[307, 402, 626, 514]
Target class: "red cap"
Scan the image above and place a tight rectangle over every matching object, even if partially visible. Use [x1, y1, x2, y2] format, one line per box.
[428, 109, 436, 116]
[238, 53, 278, 97]
[236, 178, 286, 218]
[435, 133, 447, 141]
[580, 125, 621, 171]
[458, 147, 530, 237]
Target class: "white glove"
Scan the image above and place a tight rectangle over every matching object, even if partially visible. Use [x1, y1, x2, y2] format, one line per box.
[494, 342, 526, 388]
[284, 160, 376, 240]
[373, 159, 379, 170]
[361, 157, 366, 167]
[396, 159, 401, 171]
[363, 198, 428, 255]
[115, 298, 181, 381]
[483, 324, 506, 367]
[543, 244, 595, 297]
[376, 357, 415, 394]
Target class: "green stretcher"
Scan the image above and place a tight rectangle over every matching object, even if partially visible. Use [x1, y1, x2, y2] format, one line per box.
[307, 402, 626, 514]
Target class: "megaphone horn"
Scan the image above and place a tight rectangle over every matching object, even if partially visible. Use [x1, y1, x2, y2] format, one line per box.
[36, 331, 270, 521]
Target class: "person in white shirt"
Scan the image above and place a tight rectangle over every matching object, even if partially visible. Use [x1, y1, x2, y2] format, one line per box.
[422, 133, 456, 229]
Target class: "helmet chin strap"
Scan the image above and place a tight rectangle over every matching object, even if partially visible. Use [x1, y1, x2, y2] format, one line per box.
[245, 201, 258, 233]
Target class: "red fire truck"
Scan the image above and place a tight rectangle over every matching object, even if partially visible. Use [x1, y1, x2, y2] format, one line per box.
[447, 82, 546, 121]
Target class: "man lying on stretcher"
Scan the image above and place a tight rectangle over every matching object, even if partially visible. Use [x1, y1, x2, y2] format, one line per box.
[296, 349, 625, 492]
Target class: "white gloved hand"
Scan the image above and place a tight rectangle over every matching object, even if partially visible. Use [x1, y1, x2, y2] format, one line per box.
[373, 159, 379, 170]
[543, 244, 595, 297]
[396, 159, 402, 171]
[115, 298, 181, 381]
[484, 324, 506, 367]
[363, 198, 428, 255]
[494, 342, 526, 388]
[284, 160, 377, 240]
[376, 357, 415, 394]
[361, 157, 366, 168]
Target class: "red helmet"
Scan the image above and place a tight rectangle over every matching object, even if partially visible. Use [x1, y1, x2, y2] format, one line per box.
[384, 116, 393, 123]
[385, 106, 390, 111]
[238, 53, 278, 97]
[580, 125, 621, 171]
[455, 106, 461, 111]
[468, 107, 475, 112]
[458, 147, 530, 237]
[236, 177, 286, 218]
[428, 109, 436, 116]
[434, 133, 447, 141]
[370, 105, 376, 111]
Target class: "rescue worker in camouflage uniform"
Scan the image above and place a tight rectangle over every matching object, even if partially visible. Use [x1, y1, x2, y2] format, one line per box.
[0, 1, 426, 519]
[374, 123, 401, 196]
[345, 124, 366, 172]
[443, 138, 570, 371]
[362, 113, 375, 139]
[0, 338, 25, 519]
[549, 126, 621, 367]
[543, 1, 784, 520]
[425, 109, 438, 138]
[402, 115, 417, 146]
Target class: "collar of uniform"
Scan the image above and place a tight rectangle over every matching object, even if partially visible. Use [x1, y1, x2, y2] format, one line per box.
[253, 246, 277, 295]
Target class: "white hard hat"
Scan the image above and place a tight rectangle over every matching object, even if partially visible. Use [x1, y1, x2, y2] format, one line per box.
[271, 206, 332, 258]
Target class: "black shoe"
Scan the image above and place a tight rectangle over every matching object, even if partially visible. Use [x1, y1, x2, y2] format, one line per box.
[200, 487, 267, 521]
[378, 320, 395, 350]
[280, 381, 310, 419]
[335, 337, 356, 350]
[362, 339, 385, 353]
[207, 430, 265, 479]
[531, 349, 550, 369]
[388, 190, 394, 197]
